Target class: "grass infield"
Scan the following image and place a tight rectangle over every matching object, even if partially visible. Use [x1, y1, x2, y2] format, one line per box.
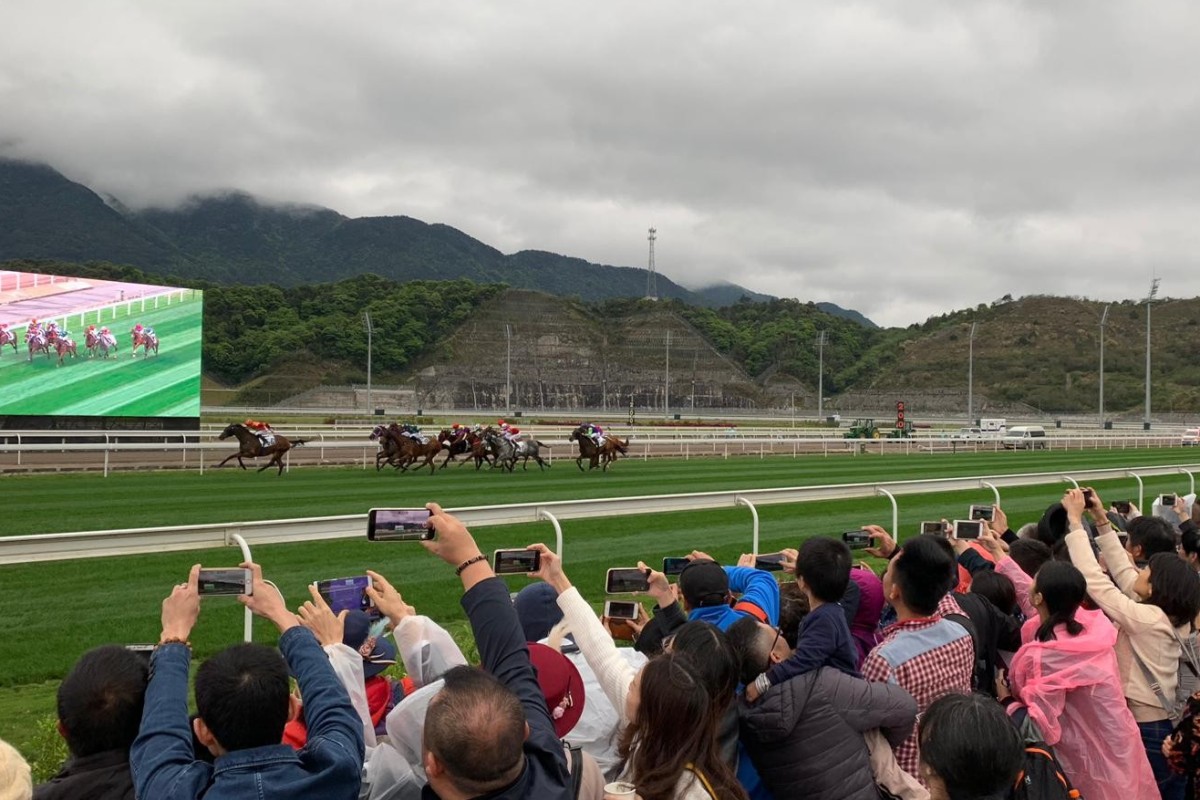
[1, 448, 1197, 771]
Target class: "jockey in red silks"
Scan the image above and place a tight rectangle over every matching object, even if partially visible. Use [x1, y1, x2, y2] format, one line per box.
[449, 423, 469, 443]
[245, 419, 274, 433]
[26, 319, 41, 341]
[498, 420, 521, 444]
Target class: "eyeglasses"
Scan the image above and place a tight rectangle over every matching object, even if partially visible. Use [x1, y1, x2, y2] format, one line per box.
[763, 626, 783, 673]
[662, 632, 677, 653]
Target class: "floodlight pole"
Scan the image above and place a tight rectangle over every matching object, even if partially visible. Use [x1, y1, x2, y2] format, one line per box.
[816, 331, 828, 421]
[664, 330, 671, 419]
[505, 323, 512, 414]
[1145, 279, 1160, 429]
[1099, 304, 1110, 428]
[967, 322, 977, 424]
[362, 312, 373, 413]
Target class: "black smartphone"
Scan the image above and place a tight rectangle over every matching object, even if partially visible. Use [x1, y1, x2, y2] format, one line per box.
[493, 549, 541, 575]
[969, 504, 994, 522]
[842, 530, 872, 550]
[662, 556, 690, 576]
[604, 600, 639, 620]
[197, 568, 252, 596]
[606, 567, 650, 594]
[1161, 494, 1178, 507]
[314, 576, 377, 618]
[1082, 488, 1095, 505]
[1114, 501, 1132, 515]
[367, 508, 434, 541]
[952, 520, 983, 540]
[920, 520, 946, 536]
[754, 552, 786, 571]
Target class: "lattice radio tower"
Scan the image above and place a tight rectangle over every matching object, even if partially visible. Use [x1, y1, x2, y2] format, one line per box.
[645, 227, 658, 301]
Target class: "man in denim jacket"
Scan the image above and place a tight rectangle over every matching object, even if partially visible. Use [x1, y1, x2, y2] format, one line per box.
[131, 563, 364, 799]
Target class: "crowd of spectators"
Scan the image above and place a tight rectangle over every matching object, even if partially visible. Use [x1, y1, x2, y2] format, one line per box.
[6, 488, 1200, 799]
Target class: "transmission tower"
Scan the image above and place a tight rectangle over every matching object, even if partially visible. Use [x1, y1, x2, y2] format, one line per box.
[645, 227, 658, 301]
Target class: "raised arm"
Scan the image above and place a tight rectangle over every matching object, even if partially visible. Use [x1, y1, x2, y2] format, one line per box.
[725, 565, 780, 625]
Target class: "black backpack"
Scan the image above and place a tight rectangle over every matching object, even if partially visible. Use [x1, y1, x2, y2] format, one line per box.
[1011, 742, 1081, 800]
[945, 592, 993, 692]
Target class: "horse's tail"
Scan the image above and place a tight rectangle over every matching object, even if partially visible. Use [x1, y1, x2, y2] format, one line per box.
[292, 438, 308, 447]
[535, 440, 550, 448]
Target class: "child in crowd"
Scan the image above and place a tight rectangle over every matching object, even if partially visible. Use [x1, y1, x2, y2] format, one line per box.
[746, 537, 858, 701]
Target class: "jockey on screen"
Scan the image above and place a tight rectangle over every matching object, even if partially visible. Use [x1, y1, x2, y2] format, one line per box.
[26, 319, 41, 341]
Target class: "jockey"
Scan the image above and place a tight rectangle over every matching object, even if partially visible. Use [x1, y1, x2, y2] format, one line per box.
[245, 419, 274, 433]
[449, 423, 468, 442]
[26, 319, 40, 340]
[501, 423, 521, 444]
[144, 327, 155, 338]
[400, 423, 423, 441]
[584, 422, 606, 446]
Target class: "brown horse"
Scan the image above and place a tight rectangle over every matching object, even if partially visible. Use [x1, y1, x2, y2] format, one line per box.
[568, 425, 629, 472]
[26, 331, 50, 362]
[392, 427, 443, 474]
[0, 327, 15, 355]
[370, 424, 404, 470]
[55, 337, 78, 366]
[217, 423, 306, 475]
[437, 429, 474, 469]
[131, 328, 159, 357]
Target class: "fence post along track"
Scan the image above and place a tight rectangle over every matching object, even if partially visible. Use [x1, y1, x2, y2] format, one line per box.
[6, 463, 1200, 565]
[230, 533, 254, 643]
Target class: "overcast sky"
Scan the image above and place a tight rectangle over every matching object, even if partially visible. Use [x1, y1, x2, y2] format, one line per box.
[3, 1, 1198, 326]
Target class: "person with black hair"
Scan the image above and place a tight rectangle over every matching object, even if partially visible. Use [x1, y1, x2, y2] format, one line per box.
[131, 563, 365, 800]
[1126, 515, 1179, 568]
[861, 535, 974, 779]
[676, 552, 780, 632]
[968, 570, 1018, 619]
[34, 645, 148, 800]
[744, 537, 858, 702]
[917, 693, 1023, 800]
[1064, 487, 1200, 800]
[999, 561, 1157, 800]
[1182, 527, 1200, 573]
[726, 615, 917, 800]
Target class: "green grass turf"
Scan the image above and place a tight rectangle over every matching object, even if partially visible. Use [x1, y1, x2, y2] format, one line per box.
[2, 448, 1197, 770]
[0, 294, 202, 417]
[3, 446, 1198, 536]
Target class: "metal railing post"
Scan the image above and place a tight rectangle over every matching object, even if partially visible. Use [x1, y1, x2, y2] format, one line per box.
[735, 496, 760, 555]
[876, 488, 899, 537]
[980, 481, 1001, 508]
[230, 533, 254, 642]
[1180, 468, 1195, 497]
[1128, 472, 1145, 511]
[1061, 475, 1079, 489]
[537, 509, 564, 560]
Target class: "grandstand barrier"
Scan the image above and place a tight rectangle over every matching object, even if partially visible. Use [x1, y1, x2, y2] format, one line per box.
[4, 463, 1198, 565]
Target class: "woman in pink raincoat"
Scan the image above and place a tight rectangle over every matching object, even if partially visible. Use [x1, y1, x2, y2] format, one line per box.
[999, 560, 1157, 800]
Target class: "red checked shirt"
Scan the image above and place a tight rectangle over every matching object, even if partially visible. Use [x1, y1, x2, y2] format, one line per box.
[861, 597, 974, 778]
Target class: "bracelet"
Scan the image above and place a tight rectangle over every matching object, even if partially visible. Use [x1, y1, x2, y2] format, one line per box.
[158, 637, 191, 649]
[455, 554, 488, 576]
[753, 673, 772, 696]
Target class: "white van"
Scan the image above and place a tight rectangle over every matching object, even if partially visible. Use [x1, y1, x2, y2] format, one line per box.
[1183, 428, 1200, 447]
[1003, 425, 1048, 450]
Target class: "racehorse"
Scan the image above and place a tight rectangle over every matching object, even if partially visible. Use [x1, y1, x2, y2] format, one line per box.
[0, 328, 15, 355]
[131, 328, 159, 357]
[392, 427, 443, 474]
[568, 425, 629, 472]
[55, 336, 78, 367]
[26, 331, 50, 362]
[370, 424, 404, 470]
[512, 437, 552, 471]
[216, 423, 306, 475]
[96, 330, 118, 359]
[436, 429, 474, 469]
[482, 427, 519, 472]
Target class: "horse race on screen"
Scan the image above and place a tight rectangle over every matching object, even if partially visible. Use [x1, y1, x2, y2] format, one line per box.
[0, 269, 203, 418]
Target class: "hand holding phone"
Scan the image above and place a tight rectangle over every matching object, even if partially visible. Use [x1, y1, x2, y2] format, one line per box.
[367, 508, 434, 541]
[969, 505, 994, 522]
[494, 549, 541, 575]
[754, 552, 786, 571]
[606, 567, 650, 594]
[198, 568, 253, 596]
[842, 531, 872, 550]
[662, 556, 689, 576]
[298, 583, 348, 646]
[952, 520, 983, 540]
[920, 520, 947, 536]
[313, 576, 376, 617]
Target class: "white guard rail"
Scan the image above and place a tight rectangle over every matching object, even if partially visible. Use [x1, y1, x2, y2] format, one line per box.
[3, 463, 1197, 565]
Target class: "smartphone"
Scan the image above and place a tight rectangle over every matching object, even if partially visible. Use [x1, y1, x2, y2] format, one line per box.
[920, 520, 946, 536]
[754, 552, 786, 571]
[493, 549, 541, 575]
[1160, 494, 1178, 507]
[604, 600, 639, 620]
[842, 530, 872, 550]
[367, 508, 434, 541]
[1114, 501, 1133, 515]
[314, 576, 376, 617]
[952, 520, 983, 540]
[125, 644, 156, 662]
[969, 504, 994, 522]
[197, 568, 252, 596]
[608, 617, 637, 641]
[606, 567, 650, 594]
[662, 556, 690, 576]
[1082, 488, 1095, 505]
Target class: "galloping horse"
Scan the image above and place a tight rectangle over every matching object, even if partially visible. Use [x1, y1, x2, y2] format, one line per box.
[26, 331, 50, 362]
[55, 336, 78, 366]
[97, 330, 118, 359]
[512, 438, 552, 471]
[568, 425, 629, 472]
[436, 429, 474, 469]
[482, 428, 519, 472]
[217, 423, 305, 475]
[370, 424, 408, 470]
[131, 328, 159, 357]
[392, 427, 443, 474]
[0, 328, 15, 355]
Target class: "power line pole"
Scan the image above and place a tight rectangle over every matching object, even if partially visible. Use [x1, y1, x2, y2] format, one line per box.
[1099, 304, 1110, 428]
[967, 321, 977, 424]
[815, 330, 829, 421]
[362, 311, 373, 413]
[664, 330, 671, 418]
[645, 228, 658, 300]
[1145, 278, 1160, 429]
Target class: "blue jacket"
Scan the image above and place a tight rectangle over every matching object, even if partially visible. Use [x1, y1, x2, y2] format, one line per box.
[687, 566, 781, 631]
[422, 576, 570, 799]
[130, 627, 364, 800]
[765, 602, 860, 686]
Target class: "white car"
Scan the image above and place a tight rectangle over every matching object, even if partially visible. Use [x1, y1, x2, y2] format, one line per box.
[1183, 428, 1200, 446]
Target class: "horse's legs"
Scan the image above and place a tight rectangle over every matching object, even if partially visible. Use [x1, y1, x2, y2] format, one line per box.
[216, 453, 240, 468]
[575, 455, 585, 472]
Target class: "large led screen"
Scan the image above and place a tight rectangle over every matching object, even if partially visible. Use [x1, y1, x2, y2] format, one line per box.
[0, 270, 202, 418]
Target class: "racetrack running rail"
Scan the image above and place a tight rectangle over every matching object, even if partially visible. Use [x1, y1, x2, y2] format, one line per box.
[4, 463, 1198, 565]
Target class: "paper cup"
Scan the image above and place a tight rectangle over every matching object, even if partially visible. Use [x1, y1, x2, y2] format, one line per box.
[603, 781, 638, 798]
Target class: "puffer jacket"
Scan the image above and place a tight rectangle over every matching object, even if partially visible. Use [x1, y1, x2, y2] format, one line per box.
[739, 666, 917, 800]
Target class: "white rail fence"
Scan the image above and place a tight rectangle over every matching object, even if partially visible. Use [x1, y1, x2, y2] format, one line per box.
[4, 463, 1196, 565]
[0, 428, 1191, 476]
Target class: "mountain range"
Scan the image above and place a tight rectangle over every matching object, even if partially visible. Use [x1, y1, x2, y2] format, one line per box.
[0, 158, 873, 323]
